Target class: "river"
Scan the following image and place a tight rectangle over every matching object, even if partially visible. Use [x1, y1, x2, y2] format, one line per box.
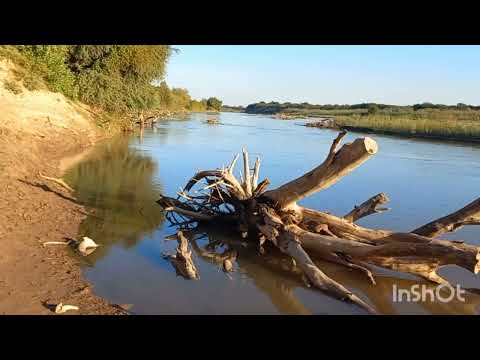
[63, 112, 480, 315]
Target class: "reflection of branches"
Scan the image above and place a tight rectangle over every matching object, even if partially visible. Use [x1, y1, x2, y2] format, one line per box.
[172, 226, 480, 315]
[178, 227, 311, 314]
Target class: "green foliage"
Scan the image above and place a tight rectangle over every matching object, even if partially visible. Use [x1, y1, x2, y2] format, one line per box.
[246, 101, 480, 115]
[69, 45, 172, 112]
[368, 103, 379, 115]
[335, 112, 480, 140]
[189, 100, 207, 112]
[16, 45, 78, 98]
[0, 45, 223, 128]
[63, 138, 165, 256]
[0, 45, 47, 91]
[207, 97, 222, 111]
[169, 87, 191, 110]
[156, 81, 172, 108]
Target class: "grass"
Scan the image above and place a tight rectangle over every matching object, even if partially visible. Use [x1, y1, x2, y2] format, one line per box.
[334, 110, 480, 140]
[283, 108, 367, 117]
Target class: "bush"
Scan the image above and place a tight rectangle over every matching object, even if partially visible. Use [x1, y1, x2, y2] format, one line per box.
[0, 45, 223, 127]
[368, 103, 379, 115]
[0, 46, 47, 91]
[16, 45, 78, 98]
[207, 97, 222, 111]
[70, 45, 171, 112]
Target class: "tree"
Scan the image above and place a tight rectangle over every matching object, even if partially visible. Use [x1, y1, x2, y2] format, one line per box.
[457, 103, 470, 110]
[16, 45, 78, 97]
[157, 81, 172, 108]
[67, 45, 172, 112]
[367, 103, 379, 115]
[207, 97, 223, 111]
[170, 88, 191, 110]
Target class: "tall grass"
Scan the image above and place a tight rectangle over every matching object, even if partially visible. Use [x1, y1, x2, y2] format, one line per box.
[335, 111, 480, 140]
[283, 108, 367, 117]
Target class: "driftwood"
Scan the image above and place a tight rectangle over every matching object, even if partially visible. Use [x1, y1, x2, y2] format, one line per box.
[412, 197, 480, 237]
[344, 193, 390, 222]
[166, 231, 199, 280]
[38, 172, 74, 192]
[157, 132, 480, 314]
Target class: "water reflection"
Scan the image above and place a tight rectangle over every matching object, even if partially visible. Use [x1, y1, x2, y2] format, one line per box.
[64, 112, 480, 314]
[63, 136, 164, 262]
[180, 226, 480, 315]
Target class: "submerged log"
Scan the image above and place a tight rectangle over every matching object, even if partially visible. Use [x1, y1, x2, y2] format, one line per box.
[156, 131, 480, 313]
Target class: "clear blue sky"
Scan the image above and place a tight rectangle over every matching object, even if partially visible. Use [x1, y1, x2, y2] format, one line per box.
[165, 45, 480, 107]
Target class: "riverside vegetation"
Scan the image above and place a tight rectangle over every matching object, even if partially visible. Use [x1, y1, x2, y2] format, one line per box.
[0, 45, 222, 314]
[244, 101, 480, 141]
[0, 45, 223, 131]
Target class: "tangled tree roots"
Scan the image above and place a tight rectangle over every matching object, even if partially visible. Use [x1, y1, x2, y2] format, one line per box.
[157, 132, 480, 314]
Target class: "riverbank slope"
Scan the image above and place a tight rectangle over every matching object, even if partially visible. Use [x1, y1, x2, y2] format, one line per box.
[0, 58, 126, 314]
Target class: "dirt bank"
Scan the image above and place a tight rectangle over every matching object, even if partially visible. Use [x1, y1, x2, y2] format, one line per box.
[0, 59, 126, 314]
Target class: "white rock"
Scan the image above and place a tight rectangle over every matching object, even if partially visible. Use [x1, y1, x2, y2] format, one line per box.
[78, 237, 100, 256]
[55, 303, 79, 314]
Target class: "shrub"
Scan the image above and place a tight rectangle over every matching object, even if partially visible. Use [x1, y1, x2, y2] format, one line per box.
[368, 103, 379, 115]
[207, 97, 222, 111]
[15, 45, 78, 98]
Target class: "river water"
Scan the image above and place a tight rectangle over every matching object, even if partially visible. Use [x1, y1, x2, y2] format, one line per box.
[63, 112, 480, 315]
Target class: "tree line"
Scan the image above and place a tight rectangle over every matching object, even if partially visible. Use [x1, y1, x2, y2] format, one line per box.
[0, 45, 222, 119]
[245, 101, 480, 114]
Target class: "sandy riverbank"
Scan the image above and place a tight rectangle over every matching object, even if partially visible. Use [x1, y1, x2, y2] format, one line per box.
[0, 58, 127, 315]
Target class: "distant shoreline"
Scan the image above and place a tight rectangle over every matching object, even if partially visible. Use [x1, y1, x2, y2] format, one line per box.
[337, 124, 480, 144]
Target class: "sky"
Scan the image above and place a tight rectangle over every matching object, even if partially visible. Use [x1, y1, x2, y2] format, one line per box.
[165, 45, 480, 107]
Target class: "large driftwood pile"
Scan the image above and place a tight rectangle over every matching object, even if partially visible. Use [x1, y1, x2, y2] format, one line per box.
[157, 131, 480, 313]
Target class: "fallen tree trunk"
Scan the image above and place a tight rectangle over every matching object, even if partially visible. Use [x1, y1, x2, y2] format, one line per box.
[263, 131, 378, 209]
[156, 131, 480, 313]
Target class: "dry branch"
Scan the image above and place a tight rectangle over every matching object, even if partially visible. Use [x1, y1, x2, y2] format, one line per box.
[257, 205, 376, 313]
[263, 131, 378, 209]
[252, 157, 261, 190]
[344, 193, 390, 222]
[291, 224, 480, 283]
[157, 132, 480, 313]
[38, 172, 74, 192]
[242, 148, 252, 197]
[412, 197, 480, 237]
[157, 195, 218, 221]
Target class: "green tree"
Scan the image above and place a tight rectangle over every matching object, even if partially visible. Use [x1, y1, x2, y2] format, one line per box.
[16, 45, 78, 97]
[67, 45, 172, 112]
[156, 81, 172, 108]
[368, 103, 379, 115]
[457, 103, 470, 110]
[207, 97, 222, 111]
[170, 88, 191, 110]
